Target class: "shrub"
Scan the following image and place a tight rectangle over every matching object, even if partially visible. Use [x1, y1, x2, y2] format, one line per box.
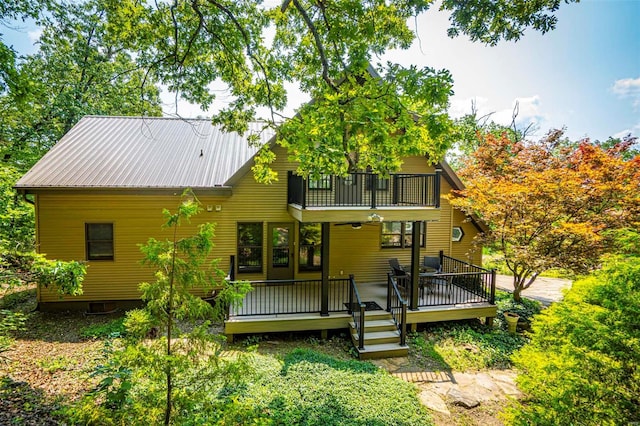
[495, 290, 542, 330]
[505, 253, 640, 425]
[81, 317, 126, 339]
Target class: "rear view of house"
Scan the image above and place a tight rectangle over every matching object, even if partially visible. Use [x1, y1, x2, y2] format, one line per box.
[16, 115, 496, 358]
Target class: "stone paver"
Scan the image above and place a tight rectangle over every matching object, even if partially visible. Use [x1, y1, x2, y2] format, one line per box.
[377, 360, 522, 416]
[419, 390, 450, 415]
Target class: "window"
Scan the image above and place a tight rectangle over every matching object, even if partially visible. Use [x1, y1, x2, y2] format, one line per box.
[365, 175, 389, 191]
[299, 223, 322, 271]
[381, 221, 425, 249]
[237, 223, 263, 273]
[86, 223, 114, 260]
[308, 175, 332, 190]
[452, 226, 465, 242]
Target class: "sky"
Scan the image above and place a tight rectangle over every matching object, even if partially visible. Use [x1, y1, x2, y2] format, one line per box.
[3, 0, 639, 142]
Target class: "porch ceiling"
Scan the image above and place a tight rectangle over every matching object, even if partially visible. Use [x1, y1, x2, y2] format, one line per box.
[287, 204, 441, 223]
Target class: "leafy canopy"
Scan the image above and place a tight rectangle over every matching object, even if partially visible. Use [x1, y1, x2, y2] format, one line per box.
[99, 0, 578, 181]
[451, 131, 640, 301]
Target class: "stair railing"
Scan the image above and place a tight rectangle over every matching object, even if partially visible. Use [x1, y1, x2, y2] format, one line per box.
[387, 273, 408, 346]
[348, 274, 366, 350]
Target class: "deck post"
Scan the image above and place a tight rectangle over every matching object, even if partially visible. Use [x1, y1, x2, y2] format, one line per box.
[490, 269, 496, 304]
[410, 221, 420, 310]
[434, 168, 441, 208]
[321, 222, 330, 316]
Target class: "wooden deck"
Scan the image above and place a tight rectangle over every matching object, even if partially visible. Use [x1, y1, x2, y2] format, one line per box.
[224, 282, 496, 337]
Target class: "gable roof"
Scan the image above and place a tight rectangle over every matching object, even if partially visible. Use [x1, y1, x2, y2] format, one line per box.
[15, 116, 275, 191]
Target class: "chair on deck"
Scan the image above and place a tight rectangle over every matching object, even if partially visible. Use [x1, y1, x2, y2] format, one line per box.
[421, 256, 451, 299]
[388, 258, 410, 291]
[423, 256, 442, 273]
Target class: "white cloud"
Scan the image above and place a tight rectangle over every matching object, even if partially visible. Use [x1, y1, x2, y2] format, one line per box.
[448, 96, 489, 119]
[613, 122, 640, 140]
[449, 95, 546, 136]
[612, 77, 640, 107]
[612, 77, 640, 96]
[27, 28, 42, 43]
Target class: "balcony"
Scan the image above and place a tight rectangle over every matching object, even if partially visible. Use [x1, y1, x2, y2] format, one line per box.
[287, 171, 441, 223]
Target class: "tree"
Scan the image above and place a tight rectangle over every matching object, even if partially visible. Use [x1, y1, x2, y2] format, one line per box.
[101, 0, 578, 181]
[450, 131, 640, 301]
[1, 0, 162, 171]
[73, 193, 252, 425]
[505, 229, 640, 425]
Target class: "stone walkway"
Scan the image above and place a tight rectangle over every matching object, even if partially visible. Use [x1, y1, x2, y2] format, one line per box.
[372, 357, 520, 416]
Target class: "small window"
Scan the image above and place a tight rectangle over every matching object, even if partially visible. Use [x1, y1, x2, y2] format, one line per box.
[381, 221, 425, 249]
[237, 223, 263, 273]
[452, 226, 465, 242]
[299, 223, 322, 271]
[308, 175, 332, 190]
[86, 223, 114, 260]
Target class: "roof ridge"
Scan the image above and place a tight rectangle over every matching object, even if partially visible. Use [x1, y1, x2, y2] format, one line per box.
[82, 115, 271, 124]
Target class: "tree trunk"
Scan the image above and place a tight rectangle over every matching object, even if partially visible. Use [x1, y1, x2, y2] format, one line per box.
[513, 285, 523, 302]
[512, 274, 524, 302]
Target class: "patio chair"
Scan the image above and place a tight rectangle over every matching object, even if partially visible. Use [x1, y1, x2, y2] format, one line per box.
[422, 256, 442, 272]
[421, 256, 452, 299]
[388, 258, 410, 290]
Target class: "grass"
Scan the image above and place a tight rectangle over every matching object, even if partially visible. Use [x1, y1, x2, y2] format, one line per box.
[409, 291, 542, 371]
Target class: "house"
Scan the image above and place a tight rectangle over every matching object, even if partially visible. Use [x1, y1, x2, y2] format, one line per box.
[16, 115, 496, 358]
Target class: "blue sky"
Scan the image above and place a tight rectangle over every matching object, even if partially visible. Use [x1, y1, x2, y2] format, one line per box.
[3, 0, 639, 142]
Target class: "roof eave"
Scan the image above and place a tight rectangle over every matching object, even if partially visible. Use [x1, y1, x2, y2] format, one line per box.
[14, 186, 233, 197]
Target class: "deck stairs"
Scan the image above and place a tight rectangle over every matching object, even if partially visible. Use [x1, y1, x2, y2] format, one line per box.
[349, 311, 408, 360]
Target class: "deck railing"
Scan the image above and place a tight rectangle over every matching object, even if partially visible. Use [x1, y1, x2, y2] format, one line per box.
[230, 278, 350, 316]
[440, 251, 496, 304]
[387, 273, 407, 346]
[288, 171, 440, 209]
[348, 275, 365, 350]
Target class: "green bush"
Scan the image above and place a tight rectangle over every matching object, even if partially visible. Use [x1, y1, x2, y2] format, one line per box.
[505, 254, 640, 425]
[81, 317, 126, 339]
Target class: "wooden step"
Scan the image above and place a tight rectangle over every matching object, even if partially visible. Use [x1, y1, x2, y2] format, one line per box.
[355, 342, 409, 360]
[349, 319, 397, 333]
[351, 329, 401, 345]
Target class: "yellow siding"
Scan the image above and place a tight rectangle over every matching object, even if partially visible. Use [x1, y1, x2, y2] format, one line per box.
[35, 150, 482, 303]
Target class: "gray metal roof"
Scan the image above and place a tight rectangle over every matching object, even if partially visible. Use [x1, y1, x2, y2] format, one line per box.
[15, 116, 275, 190]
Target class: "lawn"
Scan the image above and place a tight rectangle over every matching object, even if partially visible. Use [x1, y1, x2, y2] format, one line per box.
[0, 285, 539, 425]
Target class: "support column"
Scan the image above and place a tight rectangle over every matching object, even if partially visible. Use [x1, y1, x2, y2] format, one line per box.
[321, 222, 330, 316]
[410, 221, 421, 310]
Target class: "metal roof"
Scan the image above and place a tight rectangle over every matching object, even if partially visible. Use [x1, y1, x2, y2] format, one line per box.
[15, 116, 275, 190]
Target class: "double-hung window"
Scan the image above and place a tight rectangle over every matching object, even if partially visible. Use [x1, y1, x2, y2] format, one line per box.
[86, 223, 114, 260]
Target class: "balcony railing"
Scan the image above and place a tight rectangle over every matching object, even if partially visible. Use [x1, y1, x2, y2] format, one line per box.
[288, 171, 440, 209]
